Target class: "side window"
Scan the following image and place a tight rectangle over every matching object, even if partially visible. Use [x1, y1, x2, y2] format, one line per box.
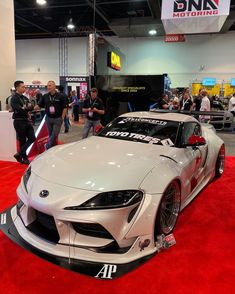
[194, 124, 201, 136]
[182, 123, 201, 146]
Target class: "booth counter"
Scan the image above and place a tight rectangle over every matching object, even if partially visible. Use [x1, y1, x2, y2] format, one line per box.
[0, 111, 17, 161]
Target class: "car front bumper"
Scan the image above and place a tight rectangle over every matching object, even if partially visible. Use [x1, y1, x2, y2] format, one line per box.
[0, 205, 156, 279]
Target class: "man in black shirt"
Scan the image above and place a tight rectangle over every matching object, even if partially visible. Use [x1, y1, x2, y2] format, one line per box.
[11, 80, 36, 164]
[35, 80, 67, 149]
[158, 94, 171, 109]
[192, 89, 202, 120]
[35, 89, 43, 104]
[58, 85, 70, 133]
[82, 88, 105, 139]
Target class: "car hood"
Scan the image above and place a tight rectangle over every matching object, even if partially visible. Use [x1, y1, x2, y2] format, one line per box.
[31, 136, 176, 191]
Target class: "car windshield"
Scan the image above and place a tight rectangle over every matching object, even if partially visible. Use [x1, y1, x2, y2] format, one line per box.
[98, 117, 180, 146]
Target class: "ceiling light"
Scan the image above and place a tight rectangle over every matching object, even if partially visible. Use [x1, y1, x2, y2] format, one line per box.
[36, 0, 47, 5]
[149, 29, 157, 36]
[67, 18, 75, 30]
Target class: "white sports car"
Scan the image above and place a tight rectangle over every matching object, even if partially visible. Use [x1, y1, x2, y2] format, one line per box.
[2, 112, 225, 279]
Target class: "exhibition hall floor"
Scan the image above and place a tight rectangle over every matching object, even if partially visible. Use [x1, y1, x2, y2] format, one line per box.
[0, 156, 235, 293]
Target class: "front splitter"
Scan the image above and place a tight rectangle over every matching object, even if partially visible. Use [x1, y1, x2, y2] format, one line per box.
[0, 206, 154, 279]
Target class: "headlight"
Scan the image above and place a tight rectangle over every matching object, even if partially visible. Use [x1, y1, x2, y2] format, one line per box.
[64, 190, 143, 210]
[23, 166, 31, 192]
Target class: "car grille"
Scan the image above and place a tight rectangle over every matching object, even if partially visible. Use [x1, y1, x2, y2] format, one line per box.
[27, 210, 60, 243]
[72, 222, 113, 239]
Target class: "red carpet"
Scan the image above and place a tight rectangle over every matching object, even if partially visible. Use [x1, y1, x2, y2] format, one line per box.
[0, 159, 235, 294]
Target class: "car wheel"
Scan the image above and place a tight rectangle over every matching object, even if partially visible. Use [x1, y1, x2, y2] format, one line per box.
[215, 144, 225, 178]
[155, 180, 181, 236]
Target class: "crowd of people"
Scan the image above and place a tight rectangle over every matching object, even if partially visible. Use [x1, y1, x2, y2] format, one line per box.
[7, 80, 105, 165]
[157, 88, 235, 122]
[5, 81, 235, 165]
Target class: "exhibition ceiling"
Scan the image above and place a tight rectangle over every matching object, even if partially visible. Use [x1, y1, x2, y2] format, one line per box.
[14, 0, 235, 39]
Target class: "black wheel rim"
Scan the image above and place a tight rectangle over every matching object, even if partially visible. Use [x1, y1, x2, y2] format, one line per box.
[160, 182, 180, 235]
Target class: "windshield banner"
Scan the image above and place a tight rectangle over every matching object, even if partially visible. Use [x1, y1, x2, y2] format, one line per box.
[105, 131, 174, 146]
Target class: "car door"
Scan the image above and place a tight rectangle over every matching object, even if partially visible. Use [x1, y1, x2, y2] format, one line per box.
[180, 122, 208, 200]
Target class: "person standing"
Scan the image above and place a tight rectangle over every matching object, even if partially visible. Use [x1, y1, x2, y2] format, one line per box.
[35, 81, 67, 149]
[82, 88, 105, 139]
[69, 90, 80, 122]
[193, 95, 202, 112]
[229, 93, 235, 116]
[158, 94, 171, 109]
[35, 89, 43, 104]
[170, 97, 180, 110]
[58, 85, 70, 133]
[11, 80, 36, 164]
[5, 87, 15, 111]
[180, 91, 193, 111]
[199, 90, 211, 123]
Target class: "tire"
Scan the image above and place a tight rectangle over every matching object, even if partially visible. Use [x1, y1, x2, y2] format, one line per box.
[215, 144, 225, 178]
[155, 180, 181, 237]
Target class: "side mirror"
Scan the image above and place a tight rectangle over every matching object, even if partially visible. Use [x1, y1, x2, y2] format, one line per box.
[187, 134, 206, 147]
[95, 125, 104, 134]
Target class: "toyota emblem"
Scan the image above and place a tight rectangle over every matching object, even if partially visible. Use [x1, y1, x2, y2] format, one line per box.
[39, 190, 49, 198]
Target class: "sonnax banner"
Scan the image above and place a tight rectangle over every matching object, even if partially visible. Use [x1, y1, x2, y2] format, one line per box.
[161, 0, 231, 34]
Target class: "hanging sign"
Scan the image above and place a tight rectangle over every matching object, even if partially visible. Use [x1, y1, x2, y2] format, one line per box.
[161, 0, 231, 34]
[107, 51, 121, 71]
[164, 34, 185, 42]
[202, 77, 217, 86]
[231, 78, 235, 86]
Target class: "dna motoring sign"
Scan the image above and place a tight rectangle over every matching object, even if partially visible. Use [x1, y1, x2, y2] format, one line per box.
[161, 0, 231, 34]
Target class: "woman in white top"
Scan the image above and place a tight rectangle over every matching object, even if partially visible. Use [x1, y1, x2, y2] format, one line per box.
[229, 94, 235, 116]
[199, 90, 211, 123]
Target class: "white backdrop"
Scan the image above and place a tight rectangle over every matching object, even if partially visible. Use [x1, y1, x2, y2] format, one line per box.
[16, 32, 235, 88]
[0, 0, 16, 110]
[0, 112, 17, 161]
[108, 33, 235, 87]
[16, 37, 88, 85]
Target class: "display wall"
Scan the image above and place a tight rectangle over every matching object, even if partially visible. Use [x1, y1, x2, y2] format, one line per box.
[96, 37, 126, 75]
[15, 32, 235, 88]
[108, 33, 235, 87]
[0, 0, 16, 110]
[16, 37, 88, 85]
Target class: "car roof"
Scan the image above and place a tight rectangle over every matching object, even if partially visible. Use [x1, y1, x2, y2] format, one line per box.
[119, 111, 198, 123]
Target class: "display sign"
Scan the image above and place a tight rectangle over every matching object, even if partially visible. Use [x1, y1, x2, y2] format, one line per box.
[191, 82, 220, 96]
[168, 0, 220, 18]
[191, 83, 202, 96]
[25, 85, 48, 99]
[107, 51, 121, 71]
[65, 76, 87, 82]
[161, 0, 231, 34]
[112, 86, 146, 93]
[164, 34, 185, 42]
[203, 84, 220, 96]
[231, 78, 235, 86]
[60, 76, 89, 100]
[224, 83, 234, 97]
[80, 82, 88, 100]
[32, 80, 42, 85]
[202, 78, 217, 86]
[96, 75, 167, 112]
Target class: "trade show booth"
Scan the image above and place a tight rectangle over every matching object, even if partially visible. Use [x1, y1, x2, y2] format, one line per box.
[0, 111, 17, 161]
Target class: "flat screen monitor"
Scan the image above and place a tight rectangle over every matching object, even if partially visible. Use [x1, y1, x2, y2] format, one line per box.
[202, 78, 216, 86]
[231, 78, 235, 86]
